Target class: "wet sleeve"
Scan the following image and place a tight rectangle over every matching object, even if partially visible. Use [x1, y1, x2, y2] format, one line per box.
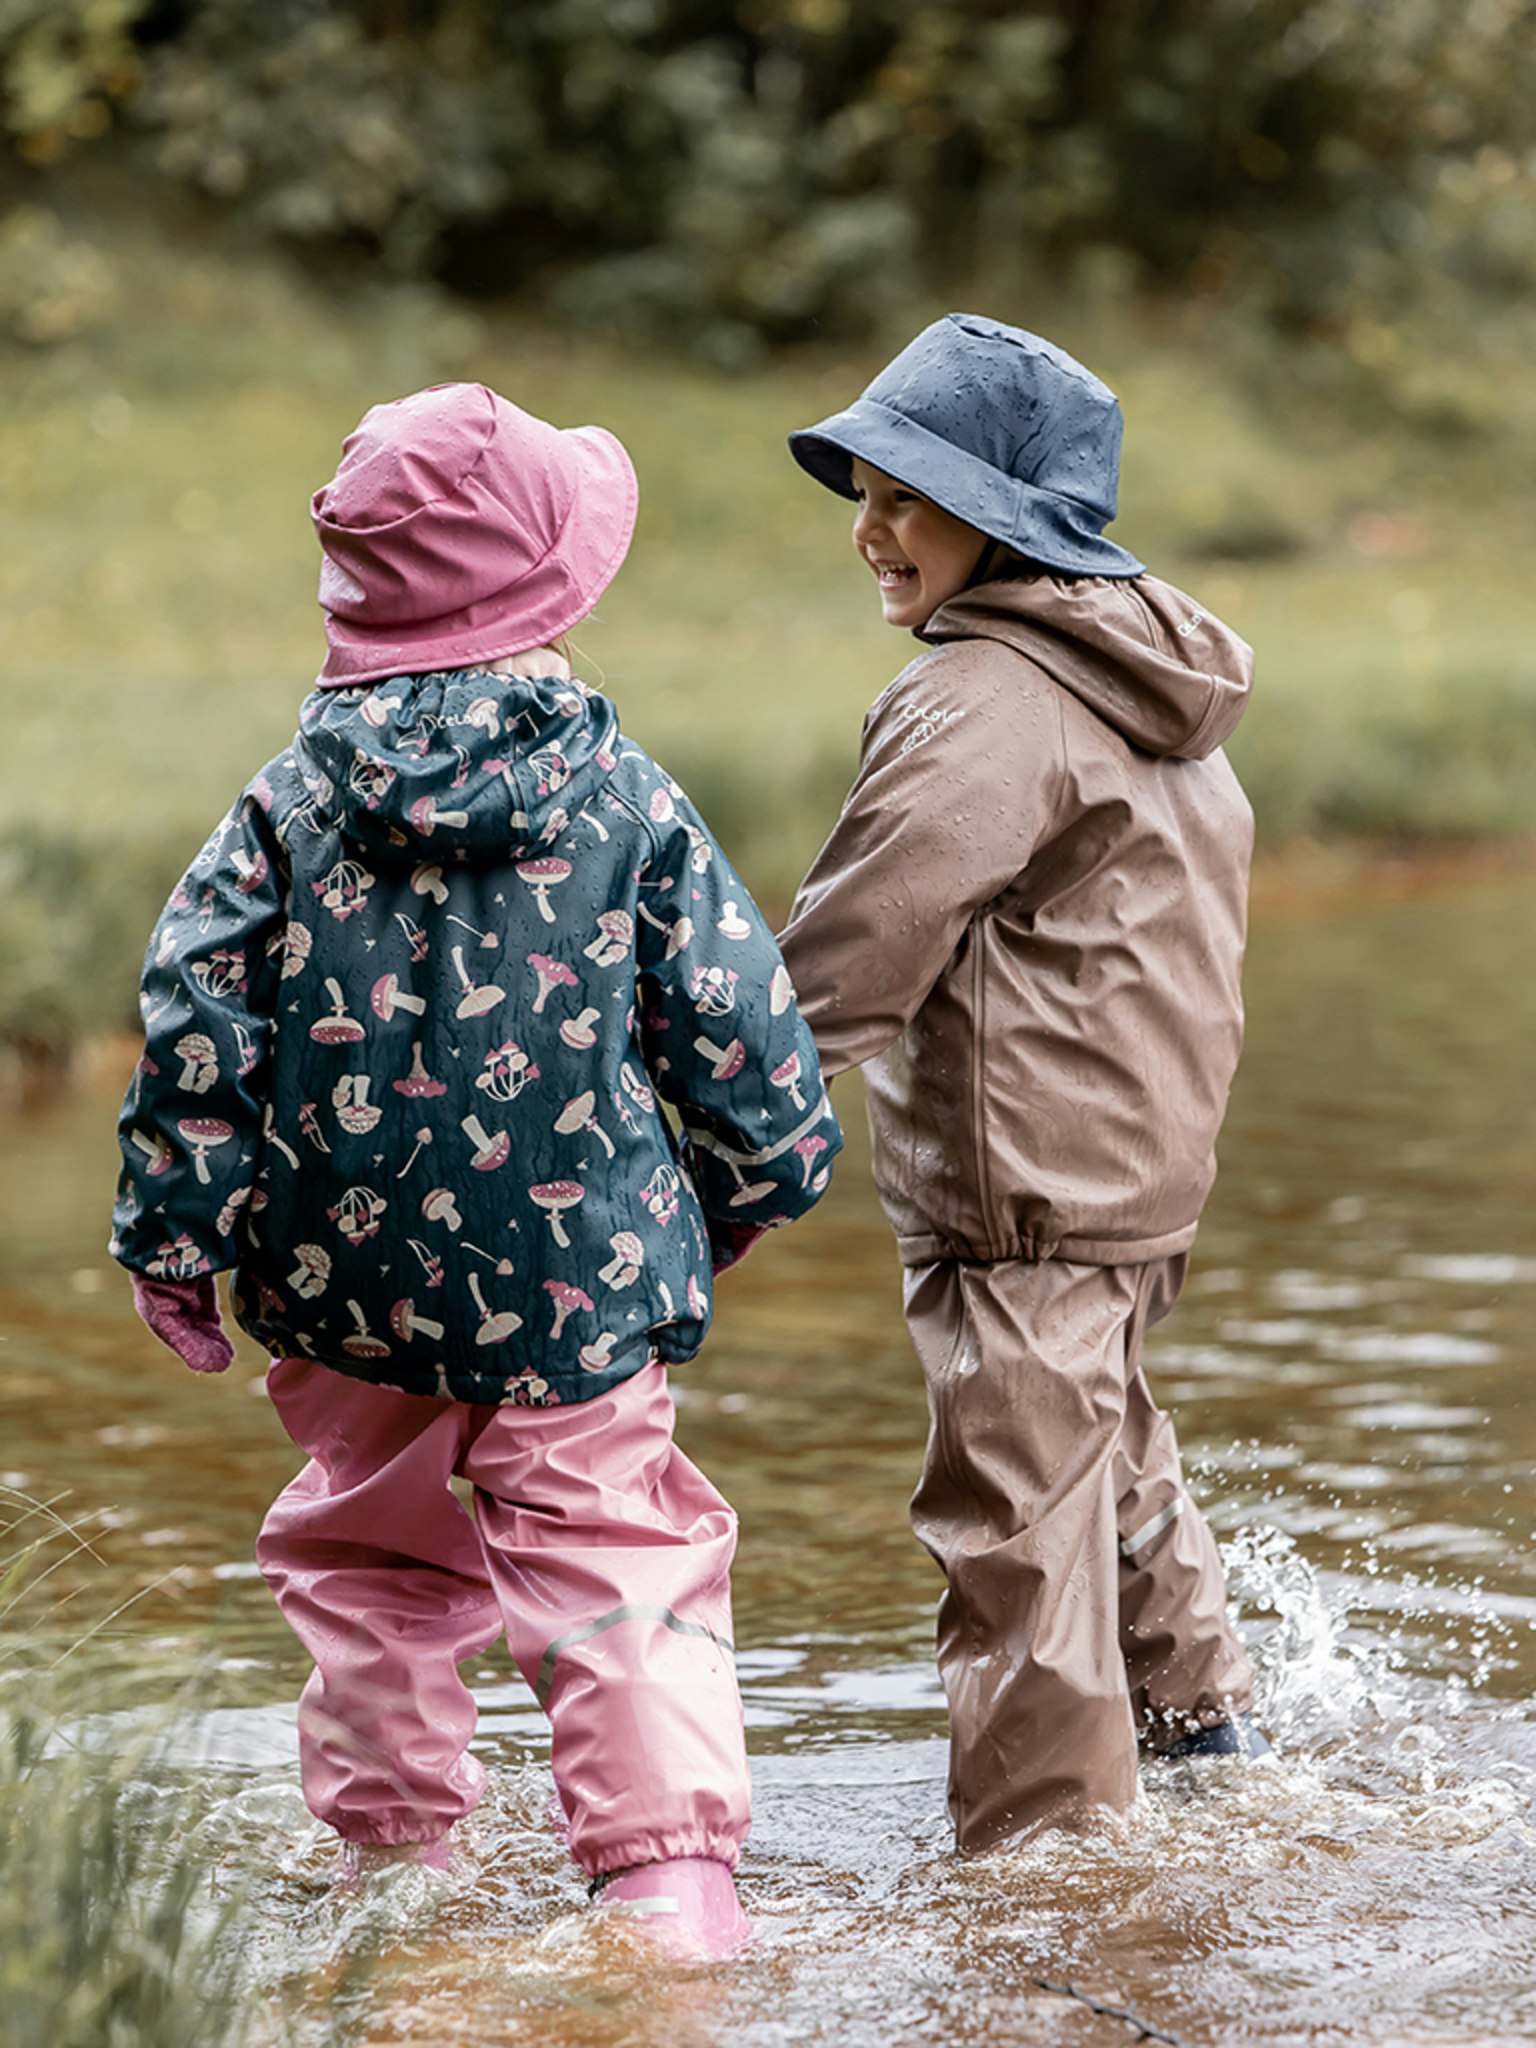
[777, 643, 1063, 1079]
[633, 785, 844, 1251]
[109, 790, 287, 1279]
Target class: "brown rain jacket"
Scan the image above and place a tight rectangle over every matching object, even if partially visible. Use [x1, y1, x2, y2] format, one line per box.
[779, 573, 1254, 1268]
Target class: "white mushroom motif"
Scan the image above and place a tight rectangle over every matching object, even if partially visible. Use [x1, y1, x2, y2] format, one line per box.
[638, 903, 693, 958]
[410, 862, 449, 907]
[288, 1244, 331, 1298]
[451, 945, 505, 1020]
[467, 1272, 523, 1346]
[173, 1032, 219, 1094]
[559, 1006, 602, 1051]
[189, 948, 246, 999]
[327, 1186, 387, 1246]
[554, 1090, 615, 1159]
[689, 965, 739, 1019]
[477, 1039, 538, 1102]
[421, 1187, 462, 1232]
[641, 1164, 681, 1224]
[716, 901, 752, 941]
[270, 921, 313, 979]
[446, 912, 499, 951]
[599, 1232, 645, 1289]
[579, 1332, 620, 1374]
[583, 911, 633, 968]
[313, 857, 375, 921]
[518, 857, 572, 923]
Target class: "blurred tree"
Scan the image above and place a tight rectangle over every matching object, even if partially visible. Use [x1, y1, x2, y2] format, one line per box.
[0, 0, 1533, 377]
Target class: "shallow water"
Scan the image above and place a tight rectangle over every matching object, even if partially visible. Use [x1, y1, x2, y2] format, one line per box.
[3, 874, 1535, 2046]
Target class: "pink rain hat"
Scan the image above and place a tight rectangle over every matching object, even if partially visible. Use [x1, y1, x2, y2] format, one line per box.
[311, 382, 638, 687]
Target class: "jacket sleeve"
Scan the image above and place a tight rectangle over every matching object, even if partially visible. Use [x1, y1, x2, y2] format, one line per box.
[633, 783, 843, 1252]
[778, 641, 1063, 1079]
[110, 789, 288, 1279]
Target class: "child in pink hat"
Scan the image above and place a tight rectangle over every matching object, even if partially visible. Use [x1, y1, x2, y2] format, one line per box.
[111, 384, 842, 1955]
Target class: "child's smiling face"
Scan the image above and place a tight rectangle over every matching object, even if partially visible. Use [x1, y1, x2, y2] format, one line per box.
[850, 458, 988, 628]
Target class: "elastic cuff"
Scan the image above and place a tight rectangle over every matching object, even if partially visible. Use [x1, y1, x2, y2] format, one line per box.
[579, 1829, 744, 1881]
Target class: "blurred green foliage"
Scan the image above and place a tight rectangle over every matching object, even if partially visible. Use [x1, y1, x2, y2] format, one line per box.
[2, 0, 1536, 391]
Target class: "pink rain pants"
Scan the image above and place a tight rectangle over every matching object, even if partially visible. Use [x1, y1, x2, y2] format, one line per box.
[256, 1356, 750, 1877]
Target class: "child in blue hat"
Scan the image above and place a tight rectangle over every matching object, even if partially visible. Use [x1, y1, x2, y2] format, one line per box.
[779, 315, 1268, 1855]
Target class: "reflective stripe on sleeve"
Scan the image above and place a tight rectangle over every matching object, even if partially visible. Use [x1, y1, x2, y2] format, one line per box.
[534, 1603, 734, 1706]
[1119, 1492, 1186, 1559]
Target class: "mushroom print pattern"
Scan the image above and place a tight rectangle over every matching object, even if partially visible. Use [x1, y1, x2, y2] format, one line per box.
[477, 1041, 538, 1102]
[527, 954, 578, 1015]
[393, 1042, 447, 1100]
[173, 1033, 219, 1094]
[451, 947, 505, 1021]
[545, 1279, 593, 1341]
[583, 911, 632, 968]
[530, 1183, 584, 1249]
[111, 661, 844, 1409]
[517, 858, 571, 923]
[467, 1272, 523, 1346]
[554, 1091, 615, 1159]
[178, 1116, 233, 1185]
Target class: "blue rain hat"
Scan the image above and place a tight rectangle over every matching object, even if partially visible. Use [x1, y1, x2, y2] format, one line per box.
[788, 313, 1143, 580]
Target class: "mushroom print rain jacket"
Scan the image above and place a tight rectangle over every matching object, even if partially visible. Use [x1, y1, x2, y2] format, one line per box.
[111, 668, 843, 1406]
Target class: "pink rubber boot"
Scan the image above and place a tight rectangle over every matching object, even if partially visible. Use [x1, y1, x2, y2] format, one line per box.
[597, 1858, 751, 1960]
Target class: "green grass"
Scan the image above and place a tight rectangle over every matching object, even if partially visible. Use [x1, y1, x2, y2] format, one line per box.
[4, 201, 1536, 1045]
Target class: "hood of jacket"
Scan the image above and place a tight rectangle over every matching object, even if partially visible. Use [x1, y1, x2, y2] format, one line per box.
[293, 667, 620, 864]
[919, 573, 1252, 760]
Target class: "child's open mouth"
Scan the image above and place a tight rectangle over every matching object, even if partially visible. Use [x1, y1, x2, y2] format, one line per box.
[873, 561, 916, 589]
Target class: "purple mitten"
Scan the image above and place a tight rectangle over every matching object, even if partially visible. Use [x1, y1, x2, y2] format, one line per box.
[132, 1273, 235, 1374]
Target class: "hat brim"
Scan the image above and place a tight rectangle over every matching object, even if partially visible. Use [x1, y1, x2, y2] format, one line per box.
[316, 424, 638, 688]
[788, 400, 1142, 581]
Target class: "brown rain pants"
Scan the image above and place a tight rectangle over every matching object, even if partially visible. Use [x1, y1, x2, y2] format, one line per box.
[904, 1252, 1255, 1855]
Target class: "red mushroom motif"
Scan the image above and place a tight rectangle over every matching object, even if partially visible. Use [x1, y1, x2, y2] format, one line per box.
[545, 1279, 594, 1341]
[177, 1116, 233, 1185]
[527, 954, 578, 1015]
[393, 1042, 447, 1099]
[327, 1186, 387, 1246]
[770, 1051, 807, 1111]
[529, 1182, 584, 1249]
[332, 1075, 383, 1136]
[390, 1297, 446, 1344]
[695, 1034, 747, 1082]
[310, 978, 367, 1046]
[517, 857, 572, 923]
[461, 1113, 511, 1171]
[341, 1300, 391, 1359]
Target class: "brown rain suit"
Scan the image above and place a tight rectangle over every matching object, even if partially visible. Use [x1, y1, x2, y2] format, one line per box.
[779, 572, 1259, 1852]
